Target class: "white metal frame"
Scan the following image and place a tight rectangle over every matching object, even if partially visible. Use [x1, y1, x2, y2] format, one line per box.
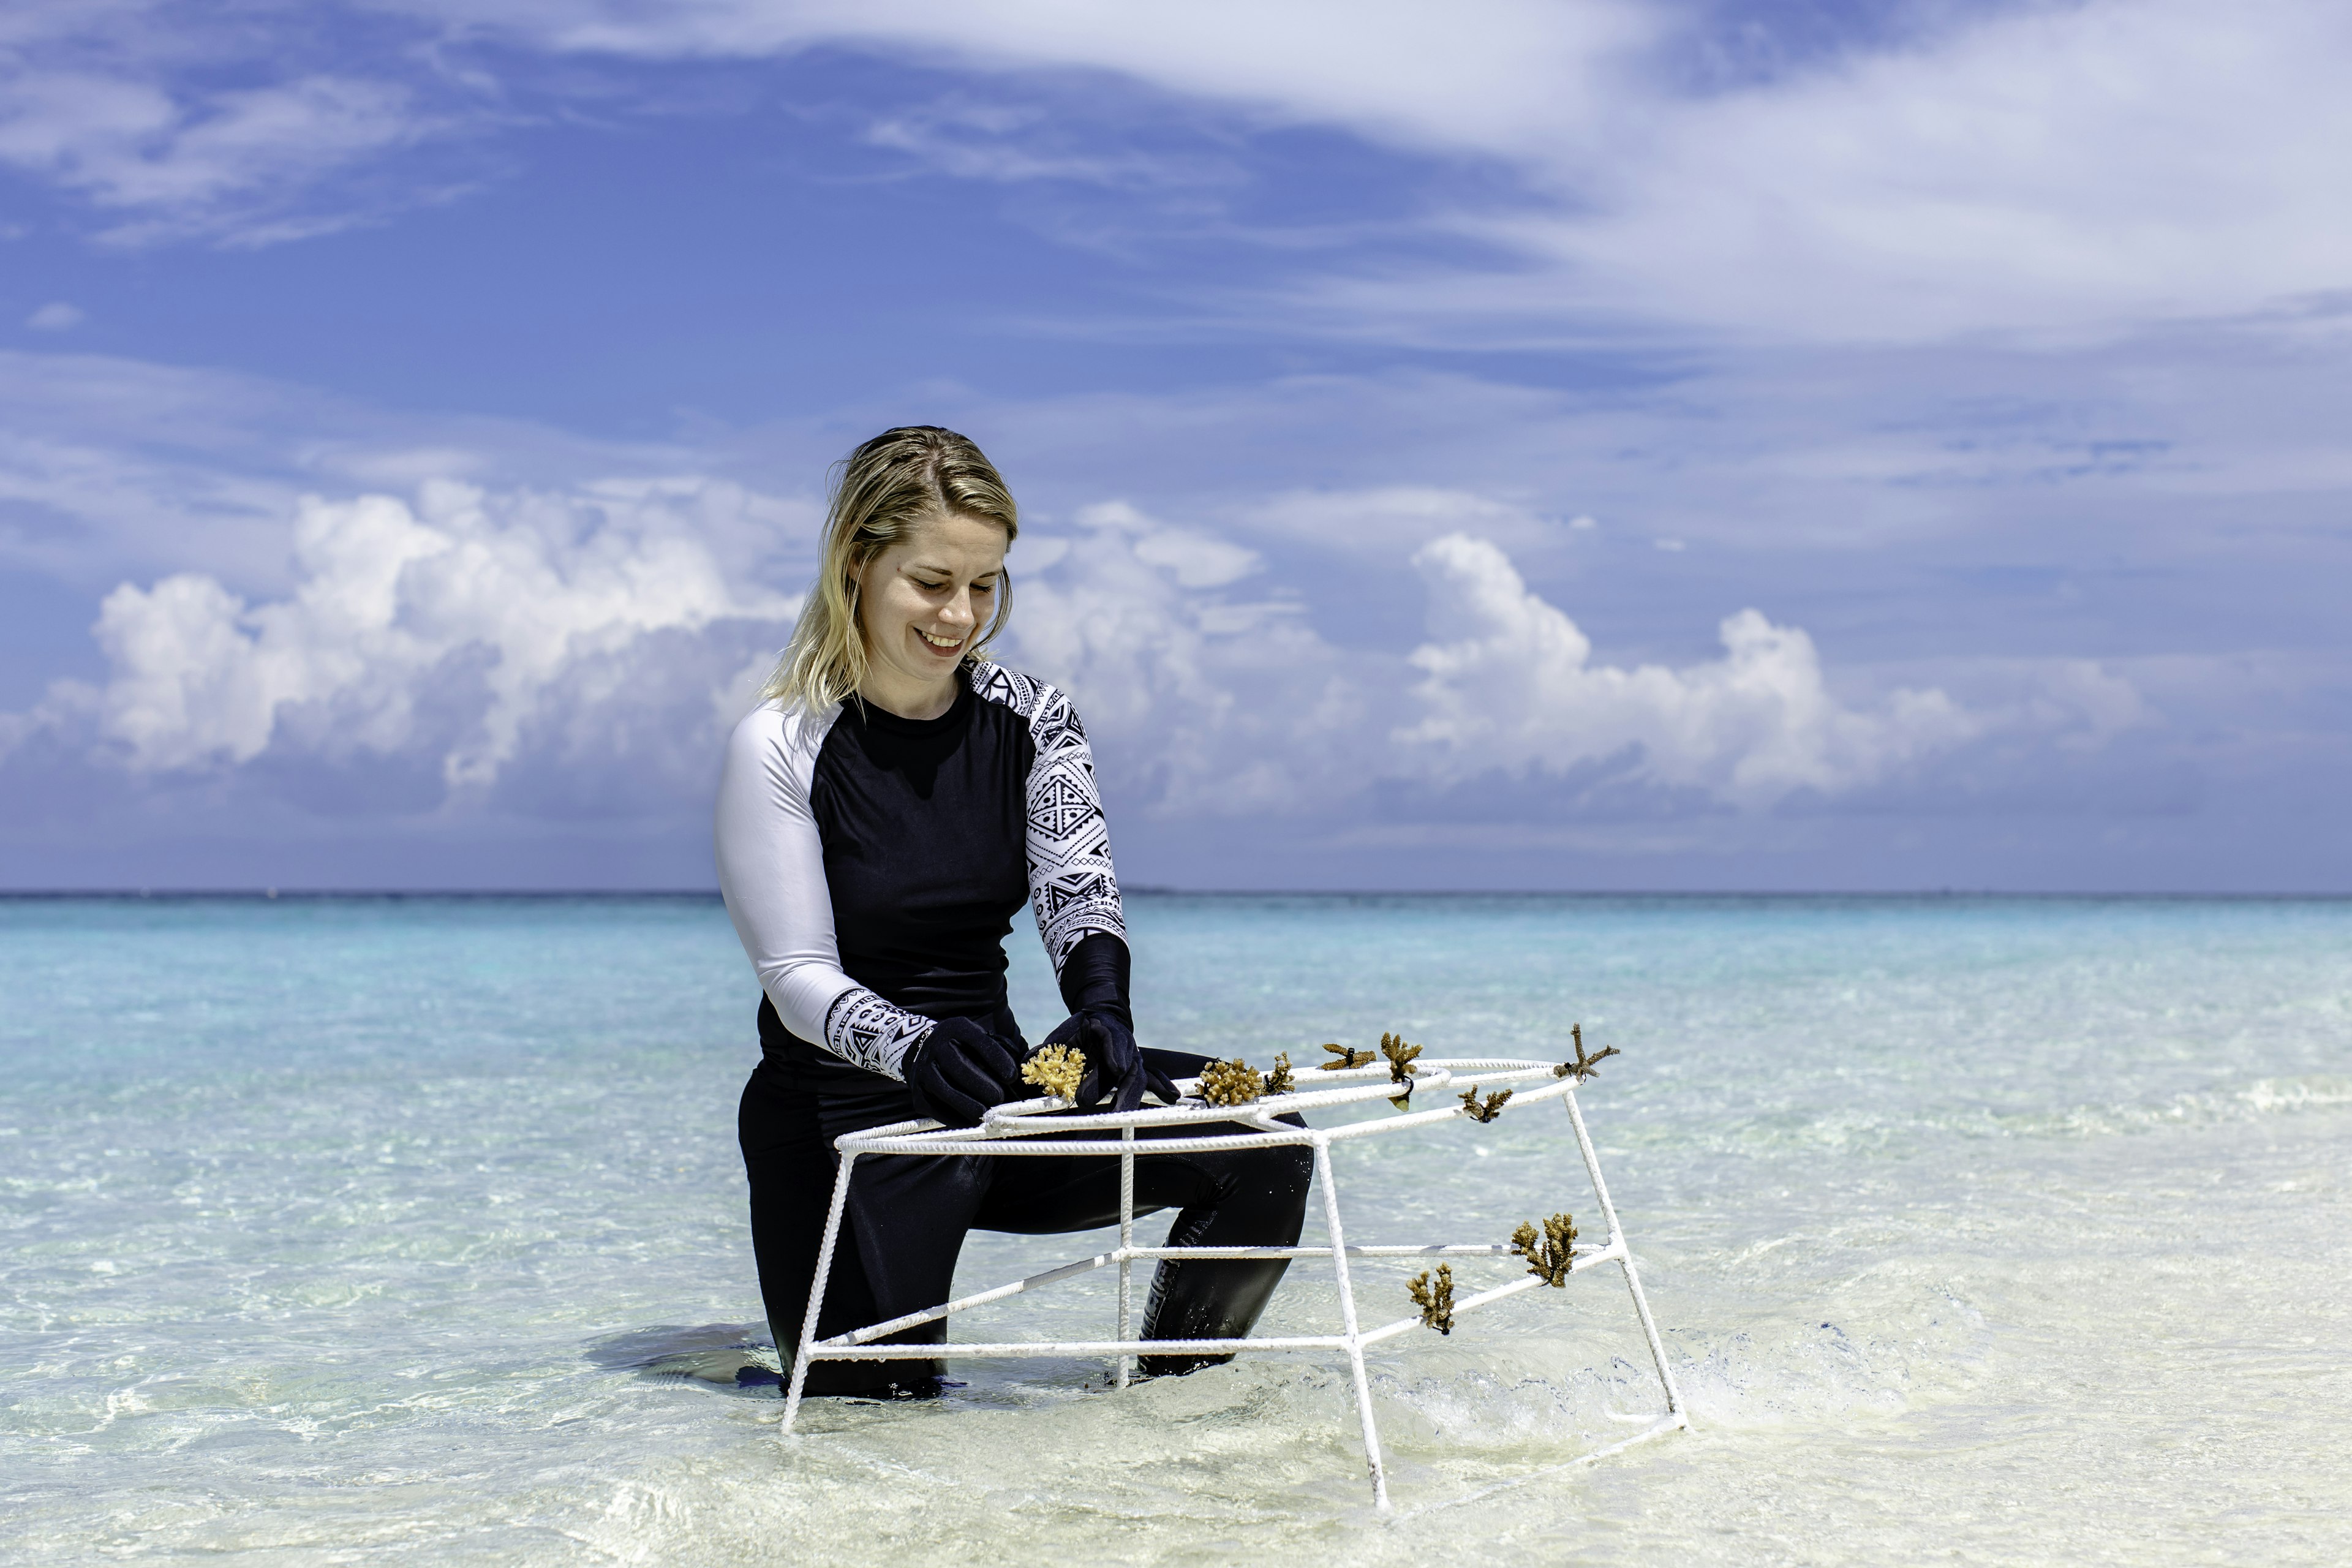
[779, 1057, 1686, 1508]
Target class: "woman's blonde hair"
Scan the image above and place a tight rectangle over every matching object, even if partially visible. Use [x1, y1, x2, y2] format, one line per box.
[761, 426, 1019, 711]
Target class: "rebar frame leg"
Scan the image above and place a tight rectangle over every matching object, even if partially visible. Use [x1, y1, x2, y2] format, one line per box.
[1116, 1123, 1136, 1390]
[1562, 1091, 1685, 1423]
[780, 1150, 856, 1434]
[1313, 1136, 1390, 1510]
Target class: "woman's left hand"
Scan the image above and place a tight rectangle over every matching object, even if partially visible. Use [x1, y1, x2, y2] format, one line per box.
[1042, 1009, 1179, 1115]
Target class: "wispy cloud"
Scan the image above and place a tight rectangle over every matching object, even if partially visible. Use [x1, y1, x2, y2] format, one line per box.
[0, 0, 483, 247]
[361, 0, 2352, 344]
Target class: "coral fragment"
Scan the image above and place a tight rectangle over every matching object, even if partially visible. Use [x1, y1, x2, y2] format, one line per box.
[1020, 1044, 1085, 1100]
[1408, 1264, 1456, 1334]
[1381, 1031, 1422, 1108]
[1198, 1058, 1265, 1107]
[1458, 1088, 1513, 1123]
[1553, 1023, 1621, 1083]
[1510, 1213, 1578, 1286]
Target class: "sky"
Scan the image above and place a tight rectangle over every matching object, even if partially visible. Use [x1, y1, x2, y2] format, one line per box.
[1, 0, 2348, 892]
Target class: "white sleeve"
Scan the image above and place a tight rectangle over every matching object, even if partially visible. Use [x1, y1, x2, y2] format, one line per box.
[712, 702, 932, 1079]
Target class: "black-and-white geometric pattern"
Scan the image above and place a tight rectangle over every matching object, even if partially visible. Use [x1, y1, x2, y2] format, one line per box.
[823, 986, 936, 1079]
[970, 663, 1128, 973]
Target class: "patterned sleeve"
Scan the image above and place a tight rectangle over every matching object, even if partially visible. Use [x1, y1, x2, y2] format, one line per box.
[971, 665, 1128, 974]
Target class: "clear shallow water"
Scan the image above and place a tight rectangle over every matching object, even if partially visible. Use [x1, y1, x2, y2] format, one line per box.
[3, 893, 2348, 1564]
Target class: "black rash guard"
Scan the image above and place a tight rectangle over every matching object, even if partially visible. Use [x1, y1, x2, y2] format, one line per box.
[714, 661, 1126, 1076]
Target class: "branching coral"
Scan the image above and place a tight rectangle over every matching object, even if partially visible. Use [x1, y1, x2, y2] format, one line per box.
[1407, 1264, 1456, 1334]
[1197, 1057, 1265, 1107]
[1553, 1023, 1621, 1083]
[1318, 1042, 1374, 1071]
[1263, 1052, 1295, 1096]
[1510, 1213, 1578, 1286]
[1020, 1044, 1085, 1100]
[1380, 1031, 1422, 1108]
[1457, 1088, 1513, 1123]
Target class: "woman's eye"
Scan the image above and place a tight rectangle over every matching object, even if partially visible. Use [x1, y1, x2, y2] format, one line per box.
[911, 579, 947, 592]
[973, 581, 998, 595]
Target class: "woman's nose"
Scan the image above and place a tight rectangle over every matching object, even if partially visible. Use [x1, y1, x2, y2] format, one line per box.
[939, 590, 976, 628]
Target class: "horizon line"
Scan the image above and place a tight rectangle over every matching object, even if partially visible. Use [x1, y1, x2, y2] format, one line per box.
[6, 888, 2351, 902]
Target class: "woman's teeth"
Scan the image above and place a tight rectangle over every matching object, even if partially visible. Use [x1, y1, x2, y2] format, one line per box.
[917, 629, 963, 650]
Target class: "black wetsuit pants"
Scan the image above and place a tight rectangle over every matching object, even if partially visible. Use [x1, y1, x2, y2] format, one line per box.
[738, 1036, 1315, 1395]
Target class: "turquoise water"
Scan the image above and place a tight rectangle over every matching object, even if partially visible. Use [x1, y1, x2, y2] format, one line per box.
[4, 894, 2349, 1564]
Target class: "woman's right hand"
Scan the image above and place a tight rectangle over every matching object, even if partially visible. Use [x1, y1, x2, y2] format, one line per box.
[903, 1016, 1024, 1128]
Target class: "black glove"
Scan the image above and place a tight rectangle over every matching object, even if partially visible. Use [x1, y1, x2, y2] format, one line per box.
[1045, 1008, 1180, 1115]
[1048, 932, 1176, 1114]
[903, 1016, 1023, 1128]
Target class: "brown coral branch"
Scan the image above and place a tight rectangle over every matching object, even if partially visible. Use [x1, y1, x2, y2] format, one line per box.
[1407, 1264, 1456, 1333]
[1262, 1052, 1295, 1096]
[1318, 1041, 1374, 1071]
[1457, 1087, 1513, 1123]
[1509, 1213, 1578, 1286]
[1552, 1022, 1621, 1083]
[1379, 1031, 1422, 1108]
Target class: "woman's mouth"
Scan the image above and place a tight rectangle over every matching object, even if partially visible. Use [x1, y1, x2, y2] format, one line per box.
[916, 628, 964, 652]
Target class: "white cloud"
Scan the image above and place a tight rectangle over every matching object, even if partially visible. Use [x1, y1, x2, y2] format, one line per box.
[9, 1, 2342, 339]
[24, 301, 83, 331]
[1396, 533, 1983, 807]
[0, 67, 446, 244]
[1007, 501, 1360, 816]
[1075, 500, 1264, 588]
[81, 478, 796, 783]
[0, 349, 735, 590]
[2, 462, 2173, 843]
[407, 0, 1649, 157]
[1461, 0, 2352, 343]
[1244, 485, 1560, 557]
[1002, 511, 2131, 821]
[385, 0, 2352, 341]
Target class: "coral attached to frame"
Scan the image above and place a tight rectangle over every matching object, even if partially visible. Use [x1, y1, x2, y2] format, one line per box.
[1263, 1052, 1295, 1095]
[1408, 1264, 1457, 1334]
[1553, 1023, 1621, 1083]
[1020, 1044, 1085, 1101]
[1380, 1031, 1422, 1108]
[1198, 1057, 1265, 1107]
[1458, 1087, 1513, 1123]
[1319, 1041, 1375, 1071]
[1510, 1213, 1578, 1286]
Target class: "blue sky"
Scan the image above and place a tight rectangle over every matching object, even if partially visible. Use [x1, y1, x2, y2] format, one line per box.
[2, 0, 2348, 891]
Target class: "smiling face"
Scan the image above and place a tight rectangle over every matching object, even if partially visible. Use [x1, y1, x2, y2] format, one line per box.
[851, 509, 1009, 719]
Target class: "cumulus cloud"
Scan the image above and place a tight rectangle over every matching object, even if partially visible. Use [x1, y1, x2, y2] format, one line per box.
[2, 467, 2159, 849]
[1396, 533, 1981, 808]
[1001, 510, 2136, 823]
[1007, 500, 1363, 816]
[67, 478, 796, 788]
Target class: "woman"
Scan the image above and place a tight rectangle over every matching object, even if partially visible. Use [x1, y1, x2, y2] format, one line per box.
[717, 426, 1313, 1397]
